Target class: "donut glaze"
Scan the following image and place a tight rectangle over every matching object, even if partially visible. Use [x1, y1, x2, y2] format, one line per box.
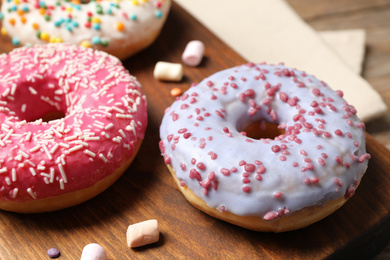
[0, 44, 147, 212]
[159, 63, 370, 231]
[0, 0, 171, 60]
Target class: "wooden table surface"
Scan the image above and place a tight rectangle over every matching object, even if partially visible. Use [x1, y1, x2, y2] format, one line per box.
[0, 1, 389, 259]
[286, 1, 390, 258]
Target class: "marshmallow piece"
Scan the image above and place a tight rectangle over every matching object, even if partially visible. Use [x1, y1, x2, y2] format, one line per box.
[182, 40, 205, 66]
[153, 61, 183, 81]
[126, 219, 159, 248]
[80, 243, 107, 260]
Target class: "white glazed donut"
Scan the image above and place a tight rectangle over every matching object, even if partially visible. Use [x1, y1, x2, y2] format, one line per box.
[159, 63, 370, 232]
[0, 43, 147, 213]
[0, 0, 171, 60]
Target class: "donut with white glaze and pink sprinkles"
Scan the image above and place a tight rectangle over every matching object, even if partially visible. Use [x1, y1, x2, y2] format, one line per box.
[159, 63, 370, 232]
[0, 43, 147, 213]
[0, 0, 171, 60]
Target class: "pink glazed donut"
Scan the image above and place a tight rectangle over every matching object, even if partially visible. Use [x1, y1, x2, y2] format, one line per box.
[159, 63, 370, 232]
[0, 44, 147, 213]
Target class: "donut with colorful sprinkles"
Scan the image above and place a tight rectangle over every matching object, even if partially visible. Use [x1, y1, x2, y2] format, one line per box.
[0, 44, 147, 213]
[0, 0, 171, 60]
[159, 63, 370, 232]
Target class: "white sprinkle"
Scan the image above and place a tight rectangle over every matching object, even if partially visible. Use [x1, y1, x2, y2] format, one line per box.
[19, 150, 30, 158]
[64, 134, 78, 141]
[68, 144, 83, 153]
[58, 163, 67, 183]
[84, 136, 100, 141]
[52, 128, 63, 138]
[12, 168, 16, 182]
[104, 123, 114, 130]
[21, 104, 26, 113]
[29, 145, 42, 153]
[116, 113, 133, 119]
[12, 188, 18, 199]
[2, 88, 10, 97]
[25, 132, 32, 141]
[59, 179, 65, 190]
[50, 168, 55, 183]
[112, 137, 121, 143]
[25, 160, 35, 167]
[42, 144, 53, 160]
[85, 150, 96, 157]
[28, 87, 38, 95]
[50, 143, 59, 154]
[119, 129, 126, 138]
[5, 177, 11, 185]
[0, 167, 7, 174]
[111, 106, 125, 114]
[59, 142, 70, 148]
[27, 188, 37, 199]
[99, 154, 108, 163]
[2, 129, 14, 142]
[29, 167, 37, 176]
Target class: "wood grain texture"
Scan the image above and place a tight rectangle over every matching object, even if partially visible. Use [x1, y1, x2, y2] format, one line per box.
[0, 1, 389, 259]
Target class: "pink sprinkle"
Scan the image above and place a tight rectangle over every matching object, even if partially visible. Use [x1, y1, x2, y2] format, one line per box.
[190, 169, 201, 181]
[242, 178, 251, 184]
[272, 145, 281, 153]
[274, 192, 283, 198]
[334, 129, 343, 136]
[336, 90, 344, 97]
[335, 156, 342, 164]
[306, 163, 314, 170]
[279, 156, 287, 161]
[197, 162, 206, 170]
[231, 167, 238, 172]
[244, 164, 256, 172]
[220, 168, 230, 176]
[164, 155, 171, 165]
[215, 110, 224, 118]
[180, 163, 186, 171]
[239, 160, 246, 166]
[218, 206, 225, 212]
[254, 160, 262, 165]
[242, 186, 251, 193]
[263, 211, 278, 221]
[318, 158, 326, 166]
[312, 88, 321, 96]
[256, 165, 266, 174]
[279, 92, 288, 102]
[344, 186, 355, 199]
[245, 89, 255, 97]
[183, 133, 192, 139]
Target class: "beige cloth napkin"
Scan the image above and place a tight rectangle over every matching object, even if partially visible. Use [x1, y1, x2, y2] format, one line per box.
[175, 0, 387, 122]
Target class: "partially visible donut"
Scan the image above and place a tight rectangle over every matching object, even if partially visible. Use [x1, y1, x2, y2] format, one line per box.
[0, 43, 147, 213]
[159, 63, 370, 232]
[0, 0, 171, 59]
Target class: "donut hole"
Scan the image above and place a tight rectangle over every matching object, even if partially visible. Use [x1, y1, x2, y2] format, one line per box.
[40, 111, 66, 122]
[4, 79, 68, 123]
[240, 121, 285, 140]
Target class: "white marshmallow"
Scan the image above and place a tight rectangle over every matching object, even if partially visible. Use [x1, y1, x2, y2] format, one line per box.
[126, 219, 159, 248]
[153, 62, 183, 82]
[80, 243, 107, 260]
[182, 40, 205, 67]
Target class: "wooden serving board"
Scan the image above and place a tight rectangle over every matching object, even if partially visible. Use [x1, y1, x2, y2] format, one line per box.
[1, 2, 390, 259]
